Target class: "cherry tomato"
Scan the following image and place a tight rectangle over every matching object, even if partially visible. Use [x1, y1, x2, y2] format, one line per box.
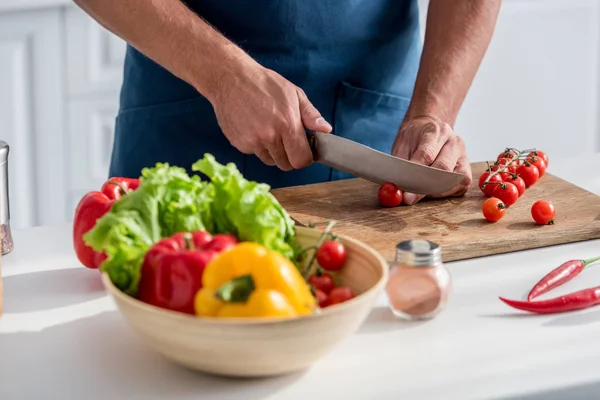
[527, 156, 547, 178]
[500, 172, 517, 182]
[482, 197, 507, 222]
[528, 150, 548, 167]
[531, 200, 556, 225]
[496, 157, 511, 166]
[316, 240, 347, 271]
[497, 150, 517, 161]
[323, 286, 355, 307]
[308, 271, 335, 294]
[517, 162, 539, 187]
[378, 182, 403, 207]
[315, 290, 329, 307]
[505, 176, 526, 197]
[478, 172, 503, 196]
[491, 182, 519, 206]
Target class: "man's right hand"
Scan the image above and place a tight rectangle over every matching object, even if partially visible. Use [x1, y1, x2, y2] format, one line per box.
[209, 65, 332, 171]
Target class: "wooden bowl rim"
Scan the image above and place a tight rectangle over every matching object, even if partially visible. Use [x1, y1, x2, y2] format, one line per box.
[102, 226, 389, 326]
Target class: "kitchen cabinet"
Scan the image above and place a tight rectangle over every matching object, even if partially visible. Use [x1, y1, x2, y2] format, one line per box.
[0, 0, 599, 229]
[0, 8, 67, 229]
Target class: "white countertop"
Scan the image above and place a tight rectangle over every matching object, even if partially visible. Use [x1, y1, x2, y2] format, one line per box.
[2, 156, 600, 400]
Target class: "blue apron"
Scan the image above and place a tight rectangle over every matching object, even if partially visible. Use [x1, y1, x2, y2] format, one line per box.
[109, 0, 422, 189]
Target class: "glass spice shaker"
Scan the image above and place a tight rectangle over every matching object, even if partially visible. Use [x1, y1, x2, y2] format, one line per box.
[385, 239, 451, 320]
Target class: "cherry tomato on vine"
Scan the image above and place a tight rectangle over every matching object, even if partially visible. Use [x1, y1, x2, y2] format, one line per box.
[378, 182, 403, 207]
[527, 156, 547, 178]
[323, 286, 355, 307]
[531, 200, 556, 225]
[316, 240, 347, 271]
[478, 172, 503, 197]
[308, 271, 336, 294]
[315, 289, 329, 307]
[500, 172, 517, 182]
[496, 158, 519, 172]
[505, 176, 526, 197]
[528, 150, 548, 167]
[496, 157, 511, 166]
[482, 197, 507, 222]
[517, 162, 539, 187]
[497, 150, 517, 161]
[492, 182, 519, 206]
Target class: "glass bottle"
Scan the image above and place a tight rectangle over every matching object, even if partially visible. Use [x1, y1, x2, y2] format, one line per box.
[385, 239, 451, 320]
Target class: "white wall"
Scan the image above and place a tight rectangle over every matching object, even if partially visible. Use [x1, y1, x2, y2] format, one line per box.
[0, 0, 599, 229]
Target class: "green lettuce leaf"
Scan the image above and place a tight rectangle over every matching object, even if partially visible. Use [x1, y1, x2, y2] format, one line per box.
[84, 155, 299, 297]
[192, 154, 298, 260]
[83, 163, 214, 296]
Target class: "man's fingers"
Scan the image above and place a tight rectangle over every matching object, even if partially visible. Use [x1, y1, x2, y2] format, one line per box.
[409, 123, 452, 166]
[266, 137, 293, 171]
[430, 136, 462, 173]
[255, 148, 276, 166]
[403, 192, 425, 206]
[429, 155, 473, 198]
[282, 120, 314, 169]
[296, 88, 332, 132]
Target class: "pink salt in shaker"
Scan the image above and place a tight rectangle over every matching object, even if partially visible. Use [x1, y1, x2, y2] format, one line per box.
[385, 239, 451, 320]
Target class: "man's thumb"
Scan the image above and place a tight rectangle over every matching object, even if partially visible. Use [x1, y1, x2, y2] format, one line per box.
[297, 88, 332, 132]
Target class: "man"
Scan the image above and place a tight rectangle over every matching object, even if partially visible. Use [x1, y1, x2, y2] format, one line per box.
[74, 0, 501, 205]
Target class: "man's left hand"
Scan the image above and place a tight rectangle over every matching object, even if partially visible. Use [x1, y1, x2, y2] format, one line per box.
[391, 116, 472, 205]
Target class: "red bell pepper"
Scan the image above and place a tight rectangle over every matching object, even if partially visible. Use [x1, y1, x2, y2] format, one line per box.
[138, 230, 238, 315]
[73, 178, 140, 269]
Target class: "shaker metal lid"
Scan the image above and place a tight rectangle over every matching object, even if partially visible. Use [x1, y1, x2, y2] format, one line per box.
[0, 141, 9, 164]
[395, 239, 442, 267]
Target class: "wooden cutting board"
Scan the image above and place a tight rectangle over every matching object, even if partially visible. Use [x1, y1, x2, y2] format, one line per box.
[272, 162, 600, 263]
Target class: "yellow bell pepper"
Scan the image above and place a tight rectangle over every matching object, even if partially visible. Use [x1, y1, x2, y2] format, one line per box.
[194, 242, 316, 318]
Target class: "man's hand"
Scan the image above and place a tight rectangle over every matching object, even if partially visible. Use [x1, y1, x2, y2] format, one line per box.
[73, 0, 332, 171]
[211, 65, 332, 171]
[391, 116, 472, 205]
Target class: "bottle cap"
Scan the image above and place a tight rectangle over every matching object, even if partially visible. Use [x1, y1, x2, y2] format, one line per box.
[395, 239, 442, 267]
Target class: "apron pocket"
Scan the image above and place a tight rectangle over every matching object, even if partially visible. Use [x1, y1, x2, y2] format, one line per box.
[110, 96, 244, 179]
[332, 81, 411, 180]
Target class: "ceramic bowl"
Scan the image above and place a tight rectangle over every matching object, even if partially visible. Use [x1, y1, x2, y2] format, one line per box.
[102, 226, 389, 378]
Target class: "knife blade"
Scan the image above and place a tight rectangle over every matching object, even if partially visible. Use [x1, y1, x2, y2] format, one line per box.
[306, 130, 465, 195]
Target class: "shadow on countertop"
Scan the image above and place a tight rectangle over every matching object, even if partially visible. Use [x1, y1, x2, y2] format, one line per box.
[3, 267, 106, 313]
[0, 311, 305, 400]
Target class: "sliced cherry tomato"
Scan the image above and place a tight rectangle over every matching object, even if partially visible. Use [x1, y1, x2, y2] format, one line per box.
[308, 271, 336, 294]
[315, 289, 329, 307]
[505, 176, 526, 197]
[517, 162, 539, 187]
[531, 200, 556, 225]
[527, 155, 547, 178]
[528, 150, 548, 167]
[323, 286, 355, 307]
[478, 172, 503, 196]
[316, 240, 347, 271]
[482, 197, 507, 222]
[492, 182, 519, 206]
[378, 182, 403, 207]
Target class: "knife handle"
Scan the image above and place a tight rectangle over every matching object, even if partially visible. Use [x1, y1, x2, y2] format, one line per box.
[305, 129, 318, 159]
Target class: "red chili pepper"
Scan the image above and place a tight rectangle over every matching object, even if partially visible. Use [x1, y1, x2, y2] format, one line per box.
[137, 231, 238, 315]
[500, 286, 600, 314]
[73, 178, 140, 269]
[527, 256, 600, 301]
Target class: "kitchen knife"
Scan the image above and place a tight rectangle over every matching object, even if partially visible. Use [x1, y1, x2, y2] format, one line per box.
[306, 130, 465, 195]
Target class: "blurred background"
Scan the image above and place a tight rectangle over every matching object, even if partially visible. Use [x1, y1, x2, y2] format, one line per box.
[0, 0, 598, 230]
